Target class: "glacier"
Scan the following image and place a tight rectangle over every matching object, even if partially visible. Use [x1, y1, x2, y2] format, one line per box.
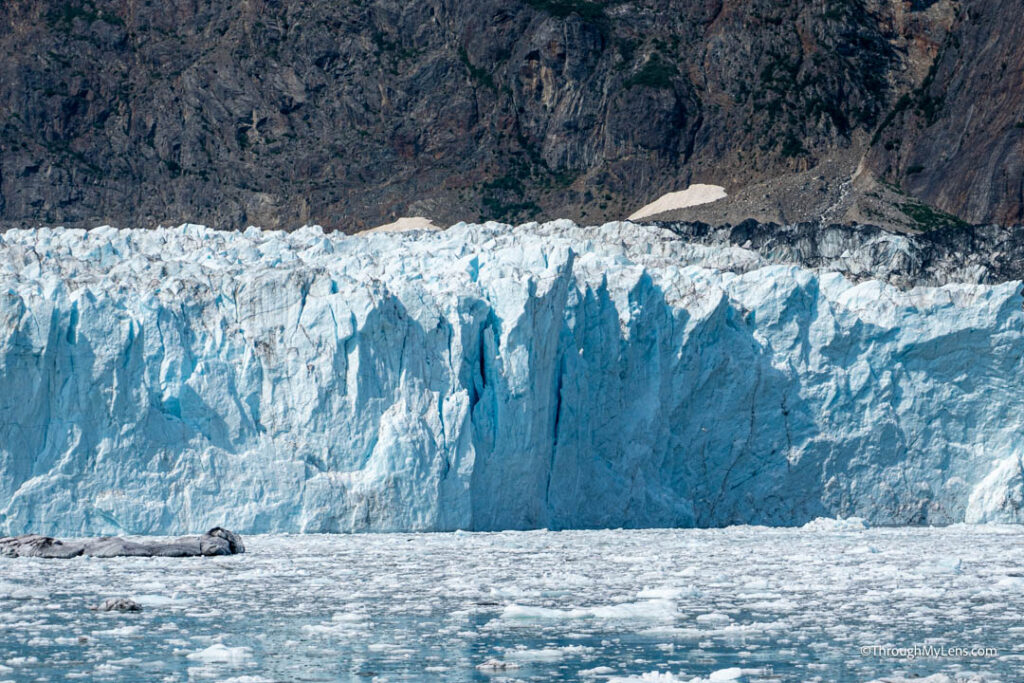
[0, 220, 1022, 535]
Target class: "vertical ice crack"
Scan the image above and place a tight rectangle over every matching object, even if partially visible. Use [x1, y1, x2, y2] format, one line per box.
[544, 354, 565, 506]
[709, 362, 763, 520]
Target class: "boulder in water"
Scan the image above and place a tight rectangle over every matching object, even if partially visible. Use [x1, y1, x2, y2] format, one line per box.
[0, 528, 245, 558]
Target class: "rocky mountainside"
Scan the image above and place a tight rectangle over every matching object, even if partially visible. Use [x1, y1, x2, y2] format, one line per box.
[0, 0, 1021, 231]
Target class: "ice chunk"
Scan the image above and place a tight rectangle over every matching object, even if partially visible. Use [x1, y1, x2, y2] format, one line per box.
[186, 644, 253, 665]
[609, 672, 686, 683]
[801, 517, 870, 531]
[695, 613, 733, 625]
[866, 676, 957, 683]
[500, 599, 676, 622]
[475, 658, 520, 671]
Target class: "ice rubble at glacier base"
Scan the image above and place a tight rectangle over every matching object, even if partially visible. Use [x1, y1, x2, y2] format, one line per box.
[0, 220, 1022, 535]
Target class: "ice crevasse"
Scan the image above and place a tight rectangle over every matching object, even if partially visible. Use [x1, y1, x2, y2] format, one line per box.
[0, 220, 1022, 535]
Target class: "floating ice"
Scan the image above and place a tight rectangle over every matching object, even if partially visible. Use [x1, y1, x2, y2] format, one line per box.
[708, 669, 744, 681]
[500, 599, 677, 622]
[580, 666, 617, 676]
[0, 527, 1021, 680]
[695, 613, 733, 625]
[801, 517, 870, 532]
[476, 658, 520, 671]
[609, 672, 687, 682]
[185, 644, 253, 665]
[505, 647, 568, 661]
[867, 675, 958, 683]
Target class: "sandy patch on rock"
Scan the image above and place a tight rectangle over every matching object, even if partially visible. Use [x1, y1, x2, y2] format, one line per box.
[628, 185, 727, 220]
[362, 217, 441, 233]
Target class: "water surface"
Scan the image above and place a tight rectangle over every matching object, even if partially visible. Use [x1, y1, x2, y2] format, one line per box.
[1, 526, 1021, 681]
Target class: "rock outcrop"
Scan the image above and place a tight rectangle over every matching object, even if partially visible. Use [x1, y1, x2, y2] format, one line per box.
[0, 527, 245, 557]
[659, 220, 1024, 288]
[0, 0, 1019, 231]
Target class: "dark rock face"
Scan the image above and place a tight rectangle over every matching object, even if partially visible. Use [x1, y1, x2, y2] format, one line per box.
[0, 0, 1018, 231]
[867, 1, 1024, 226]
[206, 527, 246, 554]
[0, 528, 245, 558]
[660, 220, 1024, 288]
[0, 534, 87, 559]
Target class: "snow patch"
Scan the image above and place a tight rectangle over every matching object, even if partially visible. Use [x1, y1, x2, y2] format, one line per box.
[362, 216, 441, 233]
[628, 184, 727, 220]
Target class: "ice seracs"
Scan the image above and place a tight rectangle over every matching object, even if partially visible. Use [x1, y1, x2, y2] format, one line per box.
[0, 220, 1023, 534]
[964, 455, 1024, 523]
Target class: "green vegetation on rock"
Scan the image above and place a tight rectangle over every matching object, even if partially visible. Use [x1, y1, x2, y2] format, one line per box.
[624, 56, 677, 90]
[524, 0, 607, 22]
[900, 202, 970, 231]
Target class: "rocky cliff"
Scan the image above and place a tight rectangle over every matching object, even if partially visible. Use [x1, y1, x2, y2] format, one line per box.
[659, 219, 1024, 288]
[0, 0, 1021, 231]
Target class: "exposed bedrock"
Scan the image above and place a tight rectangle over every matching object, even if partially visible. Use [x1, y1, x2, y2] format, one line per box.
[1, 0, 1020, 230]
[660, 220, 1024, 288]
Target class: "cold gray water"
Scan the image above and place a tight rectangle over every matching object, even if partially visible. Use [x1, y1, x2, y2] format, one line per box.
[1, 525, 1021, 682]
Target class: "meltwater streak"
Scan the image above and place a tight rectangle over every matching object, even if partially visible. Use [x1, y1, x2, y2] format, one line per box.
[0, 220, 1022, 534]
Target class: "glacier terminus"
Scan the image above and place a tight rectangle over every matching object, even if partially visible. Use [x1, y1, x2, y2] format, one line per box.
[1, 220, 1022, 535]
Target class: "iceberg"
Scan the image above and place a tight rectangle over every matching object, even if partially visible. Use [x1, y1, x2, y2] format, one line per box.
[0, 220, 1022, 535]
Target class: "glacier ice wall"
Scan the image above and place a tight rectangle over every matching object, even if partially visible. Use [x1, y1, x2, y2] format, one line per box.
[1, 220, 1022, 535]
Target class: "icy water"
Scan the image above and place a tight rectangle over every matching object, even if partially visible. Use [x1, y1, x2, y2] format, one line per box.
[1, 527, 1022, 682]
